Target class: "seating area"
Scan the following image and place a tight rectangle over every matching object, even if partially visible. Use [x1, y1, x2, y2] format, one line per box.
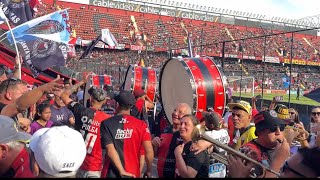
[36, 1, 320, 91]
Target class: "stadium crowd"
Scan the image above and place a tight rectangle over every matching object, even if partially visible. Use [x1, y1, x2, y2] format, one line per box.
[0, 67, 319, 178]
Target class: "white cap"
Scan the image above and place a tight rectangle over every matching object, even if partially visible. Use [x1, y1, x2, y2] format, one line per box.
[30, 126, 86, 177]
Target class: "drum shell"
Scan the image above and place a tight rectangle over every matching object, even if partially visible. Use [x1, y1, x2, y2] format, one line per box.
[160, 57, 226, 124]
[123, 65, 157, 102]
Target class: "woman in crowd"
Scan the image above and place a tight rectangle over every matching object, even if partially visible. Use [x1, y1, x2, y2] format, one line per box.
[174, 114, 209, 178]
[288, 108, 304, 127]
[30, 103, 53, 135]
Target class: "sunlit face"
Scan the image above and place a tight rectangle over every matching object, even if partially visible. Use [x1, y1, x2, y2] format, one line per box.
[261, 106, 268, 111]
[39, 107, 51, 121]
[257, 126, 284, 147]
[231, 109, 251, 129]
[289, 109, 296, 121]
[54, 95, 65, 107]
[179, 116, 195, 141]
[311, 107, 320, 123]
[172, 104, 189, 126]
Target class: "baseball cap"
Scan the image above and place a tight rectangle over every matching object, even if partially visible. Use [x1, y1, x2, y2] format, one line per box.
[29, 126, 86, 177]
[273, 104, 290, 120]
[253, 110, 286, 133]
[227, 100, 252, 114]
[133, 88, 146, 98]
[115, 90, 136, 106]
[103, 84, 115, 99]
[0, 115, 31, 144]
[89, 86, 107, 102]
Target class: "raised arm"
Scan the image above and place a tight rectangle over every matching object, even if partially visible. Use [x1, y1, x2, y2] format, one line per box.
[1, 76, 64, 117]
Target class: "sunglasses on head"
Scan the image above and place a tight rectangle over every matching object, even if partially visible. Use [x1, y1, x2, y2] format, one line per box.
[269, 124, 285, 132]
[311, 112, 320, 116]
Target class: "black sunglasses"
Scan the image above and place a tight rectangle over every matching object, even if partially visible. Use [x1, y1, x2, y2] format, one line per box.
[269, 124, 285, 132]
[311, 112, 320, 116]
[280, 161, 307, 178]
[4, 78, 19, 94]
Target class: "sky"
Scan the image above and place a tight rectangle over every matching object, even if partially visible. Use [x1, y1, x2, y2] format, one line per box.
[173, 0, 320, 20]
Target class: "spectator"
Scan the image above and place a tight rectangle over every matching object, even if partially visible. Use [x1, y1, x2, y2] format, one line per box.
[50, 91, 75, 128]
[29, 126, 86, 177]
[60, 74, 111, 178]
[100, 90, 154, 178]
[152, 103, 192, 178]
[30, 103, 54, 135]
[0, 115, 34, 177]
[174, 114, 209, 178]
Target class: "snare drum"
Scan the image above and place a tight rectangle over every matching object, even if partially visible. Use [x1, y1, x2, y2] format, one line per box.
[160, 57, 227, 123]
[124, 65, 157, 102]
[83, 75, 113, 107]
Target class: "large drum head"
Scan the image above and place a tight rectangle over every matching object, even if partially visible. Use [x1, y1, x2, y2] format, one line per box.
[160, 57, 226, 124]
[160, 59, 194, 124]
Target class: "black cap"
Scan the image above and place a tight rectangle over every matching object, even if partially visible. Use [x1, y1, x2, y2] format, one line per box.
[253, 110, 286, 133]
[114, 90, 136, 106]
[104, 84, 115, 99]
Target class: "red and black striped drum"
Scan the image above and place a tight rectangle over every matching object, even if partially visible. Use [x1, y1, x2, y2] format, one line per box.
[160, 57, 227, 123]
[91, 75, 113, 88]
[124, 65, 157, 102]
[83, 74, 113, 107]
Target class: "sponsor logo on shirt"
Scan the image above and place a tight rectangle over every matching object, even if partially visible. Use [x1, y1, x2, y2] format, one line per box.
[115, 129, 133, 139]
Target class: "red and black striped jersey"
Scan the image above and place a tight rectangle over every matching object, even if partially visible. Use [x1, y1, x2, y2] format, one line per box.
[67, 101, 110, 171]
[100, 114, 151, 178]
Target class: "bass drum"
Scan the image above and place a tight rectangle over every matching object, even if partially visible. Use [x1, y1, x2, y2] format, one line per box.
[123, 65, 157, 102]
[160, 57, 227, 124]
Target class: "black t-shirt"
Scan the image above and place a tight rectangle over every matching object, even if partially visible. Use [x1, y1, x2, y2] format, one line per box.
[177, 141, 209, 178]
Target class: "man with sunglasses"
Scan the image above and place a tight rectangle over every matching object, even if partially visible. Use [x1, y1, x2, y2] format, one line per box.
[238, 110, 286, 177]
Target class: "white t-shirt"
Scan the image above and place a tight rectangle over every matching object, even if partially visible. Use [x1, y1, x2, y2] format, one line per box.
[204, 129, 230, 178]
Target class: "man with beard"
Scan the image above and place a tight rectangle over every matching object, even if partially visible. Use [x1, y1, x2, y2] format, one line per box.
[152, 103, 192, 178]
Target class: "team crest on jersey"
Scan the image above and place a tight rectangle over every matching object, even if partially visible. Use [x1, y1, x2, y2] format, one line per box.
[32, 39, 57, 58]
[25, 20, 64, 35]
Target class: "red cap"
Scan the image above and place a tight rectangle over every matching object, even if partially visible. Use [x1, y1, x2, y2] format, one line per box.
[133, 88, 146, 98]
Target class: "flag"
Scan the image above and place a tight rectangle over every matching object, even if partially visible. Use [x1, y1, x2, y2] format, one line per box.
[0, 8, 6, 24]
[5, 9, 71, 77]
[101, 28, 118, 47]
[6, 9, 71, 45]
[79, 34, 102, 59]
[303, 87, 320, 103]
[0, 0, 35, 26]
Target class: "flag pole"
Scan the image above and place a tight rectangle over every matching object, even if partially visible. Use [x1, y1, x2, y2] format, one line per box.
[2, 10, 21, 79]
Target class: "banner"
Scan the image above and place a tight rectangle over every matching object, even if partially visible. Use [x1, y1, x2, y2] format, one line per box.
[263, 56, 280, 63]
[130, 45, 145, 51]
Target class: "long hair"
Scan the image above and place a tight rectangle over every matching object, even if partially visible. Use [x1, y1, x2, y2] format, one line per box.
[289, 108, 301, 124]
[34, 103, 51, 120]
[181, 114, 200, 142]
